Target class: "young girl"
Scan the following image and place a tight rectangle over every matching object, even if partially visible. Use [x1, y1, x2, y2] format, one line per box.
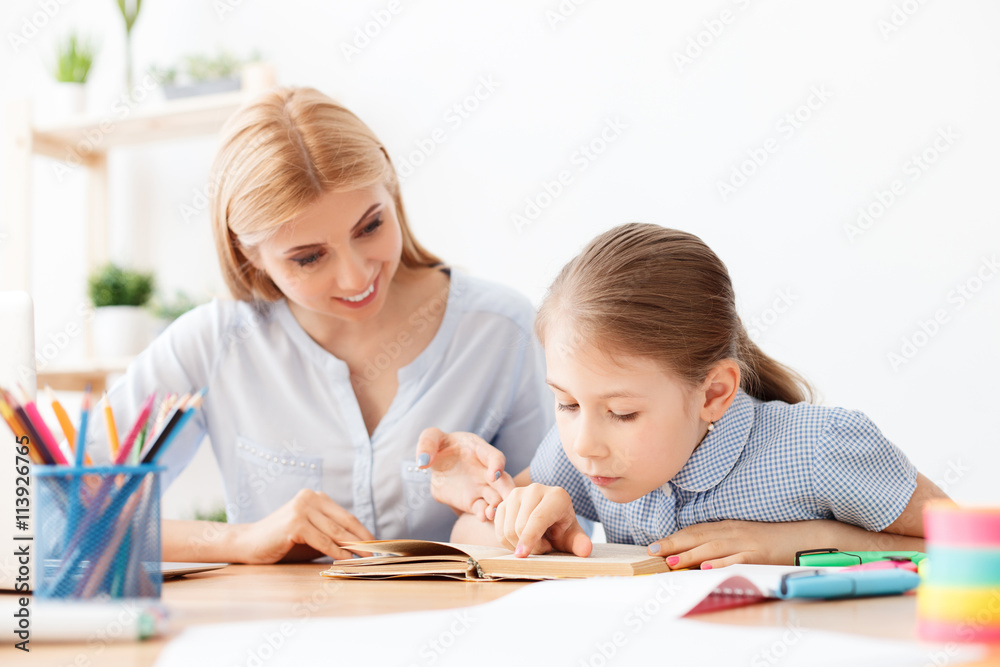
[422, 223, 947, 569]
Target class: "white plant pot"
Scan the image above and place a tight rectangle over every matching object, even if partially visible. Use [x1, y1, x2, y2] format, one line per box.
[35, 82, 87, 125]
[91, 306, 152, 360]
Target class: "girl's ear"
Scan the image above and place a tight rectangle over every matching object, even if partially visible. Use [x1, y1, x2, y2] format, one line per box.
[699, 360, 740, 423]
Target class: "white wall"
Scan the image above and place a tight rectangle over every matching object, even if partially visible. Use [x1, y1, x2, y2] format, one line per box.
[2, 0, 998, 515]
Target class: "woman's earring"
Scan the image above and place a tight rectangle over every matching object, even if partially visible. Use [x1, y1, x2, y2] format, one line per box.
[707, 422, 716, 432]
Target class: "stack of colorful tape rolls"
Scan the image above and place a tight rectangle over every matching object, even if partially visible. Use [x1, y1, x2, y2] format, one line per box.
[918, 500, 1000, 642]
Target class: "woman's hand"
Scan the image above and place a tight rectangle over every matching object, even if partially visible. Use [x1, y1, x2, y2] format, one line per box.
[416, 427, 516, 520]
[647, 519, 927, 570]
[494, 483, 592, 558]
[235, 489, 375, 563]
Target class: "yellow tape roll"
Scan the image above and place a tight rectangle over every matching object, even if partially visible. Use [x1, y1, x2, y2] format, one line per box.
[917, 585, 1000, 625]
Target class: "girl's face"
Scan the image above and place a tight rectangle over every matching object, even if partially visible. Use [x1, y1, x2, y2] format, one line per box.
[544, 318, 708, 504]
[250, 184, 403, 323]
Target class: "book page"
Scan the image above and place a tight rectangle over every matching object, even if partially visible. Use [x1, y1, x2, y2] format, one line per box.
[339, 540, 512, 561]
[483, 542, 653, 563]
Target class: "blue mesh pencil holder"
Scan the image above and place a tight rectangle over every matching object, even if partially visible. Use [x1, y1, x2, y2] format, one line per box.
[34, 465, 163, 599]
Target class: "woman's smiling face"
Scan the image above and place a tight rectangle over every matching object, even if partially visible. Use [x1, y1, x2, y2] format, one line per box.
[250, 183, 403, 323]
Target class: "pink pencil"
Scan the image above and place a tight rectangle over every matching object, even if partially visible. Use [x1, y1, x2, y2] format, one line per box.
[15, 385, 68, 465]
[114, 393, 156, 466]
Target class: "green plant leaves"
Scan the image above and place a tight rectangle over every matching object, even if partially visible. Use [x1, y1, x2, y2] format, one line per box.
[87, 263, 155, 308]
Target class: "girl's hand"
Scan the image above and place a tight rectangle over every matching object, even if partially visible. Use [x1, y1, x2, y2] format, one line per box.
[235, 489, 375, 563]
[647, 519, 927, 570]
[416, 427, 515, 520]
[494, 483, 592, 558]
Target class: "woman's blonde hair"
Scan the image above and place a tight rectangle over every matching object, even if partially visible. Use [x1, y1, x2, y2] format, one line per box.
[210, 86, 441, 301]
[536, 223, 813, 404]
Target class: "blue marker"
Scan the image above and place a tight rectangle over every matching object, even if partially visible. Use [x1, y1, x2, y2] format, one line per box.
[777, 568, 920, 599]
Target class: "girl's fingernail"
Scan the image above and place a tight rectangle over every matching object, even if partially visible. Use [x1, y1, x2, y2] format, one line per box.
[702, 563, 713, 570]
[648, 543, 661, 554]
[514, 545, 526, 557]
[417, 453, 430, 467]
[667, 556, 679, 566]
[494, 470, 502, 480]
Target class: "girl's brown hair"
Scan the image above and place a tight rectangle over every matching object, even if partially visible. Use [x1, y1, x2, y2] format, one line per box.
[210, 86, 441, 302]
[536, 223, 813, 404]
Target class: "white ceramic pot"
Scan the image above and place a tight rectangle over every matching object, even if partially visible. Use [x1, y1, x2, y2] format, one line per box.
[35, 82, 86, 125]
[91, 306, 153, 359]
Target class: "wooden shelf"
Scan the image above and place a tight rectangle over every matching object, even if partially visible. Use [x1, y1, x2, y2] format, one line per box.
[30, 91, 249, 160]
[2, 65, 276, 390]
[37, 358, 132, 393]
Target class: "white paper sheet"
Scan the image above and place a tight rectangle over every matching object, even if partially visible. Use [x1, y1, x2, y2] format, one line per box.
[154, 567, 986, 667]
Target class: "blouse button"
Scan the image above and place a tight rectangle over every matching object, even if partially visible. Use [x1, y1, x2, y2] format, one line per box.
[280, 459, 287, 465]
[310, 464, 317, 470]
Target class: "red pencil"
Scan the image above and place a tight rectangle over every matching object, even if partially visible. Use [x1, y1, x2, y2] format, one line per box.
[114, 393, 156, 466]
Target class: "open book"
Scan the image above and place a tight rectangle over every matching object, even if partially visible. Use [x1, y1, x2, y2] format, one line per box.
[321, 540, 671, 581]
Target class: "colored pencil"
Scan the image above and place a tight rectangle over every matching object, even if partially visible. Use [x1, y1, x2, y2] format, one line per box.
[143, 389, 205, 464]
[114, 393, 156, 466]
[74, 386, 92, 468]
[103, 393, 120, 459]
[45, 385, 76, 446]
[16, 385, 68, 465]
[4, 388, 55, 465]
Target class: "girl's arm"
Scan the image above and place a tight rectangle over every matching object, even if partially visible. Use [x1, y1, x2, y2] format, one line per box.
[649, 473, 949, 569]
[881, 472, 951, 536]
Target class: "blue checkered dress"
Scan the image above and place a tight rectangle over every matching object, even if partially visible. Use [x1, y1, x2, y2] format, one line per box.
[529, 390, 918, 546]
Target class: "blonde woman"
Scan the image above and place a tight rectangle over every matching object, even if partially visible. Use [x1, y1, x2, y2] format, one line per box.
[89, 88, 551, 563]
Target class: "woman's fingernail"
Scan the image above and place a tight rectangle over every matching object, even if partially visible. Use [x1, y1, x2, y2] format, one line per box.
[514, 545, 526, 557]
[416, 453, 430, 467]
[667, 556, 679, 566]
[648, 543, 661, 554]
[494, 470, 502, 480]
[702, 563, 713, 570]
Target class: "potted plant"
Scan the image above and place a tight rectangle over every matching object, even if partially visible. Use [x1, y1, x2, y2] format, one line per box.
[42, 32, 97, 121]
[115, 0, 142, 98]
[87, 262, 155, 359]
[151, 50, 262, 99]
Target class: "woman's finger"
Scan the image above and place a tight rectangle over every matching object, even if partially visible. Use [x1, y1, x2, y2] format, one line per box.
[470, 498, 489, 522]
[312, 492, 375, 541]
[291, 515, 360, 561]
[415, 427, 450, 468]
[306, 507, 373, 556]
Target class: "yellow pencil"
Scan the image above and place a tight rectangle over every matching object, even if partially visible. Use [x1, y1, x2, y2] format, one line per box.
[103, 393, 120, 458]
[45, 385, 77, 446]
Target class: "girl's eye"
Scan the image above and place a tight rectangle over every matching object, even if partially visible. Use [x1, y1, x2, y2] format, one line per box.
[556, 403, 579, 413]
[359, 216, 383, 237]
[293, 251, 323, 268]
[610, 412, 637, 423]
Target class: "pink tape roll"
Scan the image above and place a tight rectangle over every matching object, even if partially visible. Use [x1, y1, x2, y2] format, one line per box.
[924, 501, 1000, 548]
[918, 618, 1000, 643]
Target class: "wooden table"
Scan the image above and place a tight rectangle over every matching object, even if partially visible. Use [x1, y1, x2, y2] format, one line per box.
[2, 564, 998, 666]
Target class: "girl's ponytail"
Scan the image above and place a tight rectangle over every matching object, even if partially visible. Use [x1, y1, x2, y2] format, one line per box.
[735, 328, 813, 404]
